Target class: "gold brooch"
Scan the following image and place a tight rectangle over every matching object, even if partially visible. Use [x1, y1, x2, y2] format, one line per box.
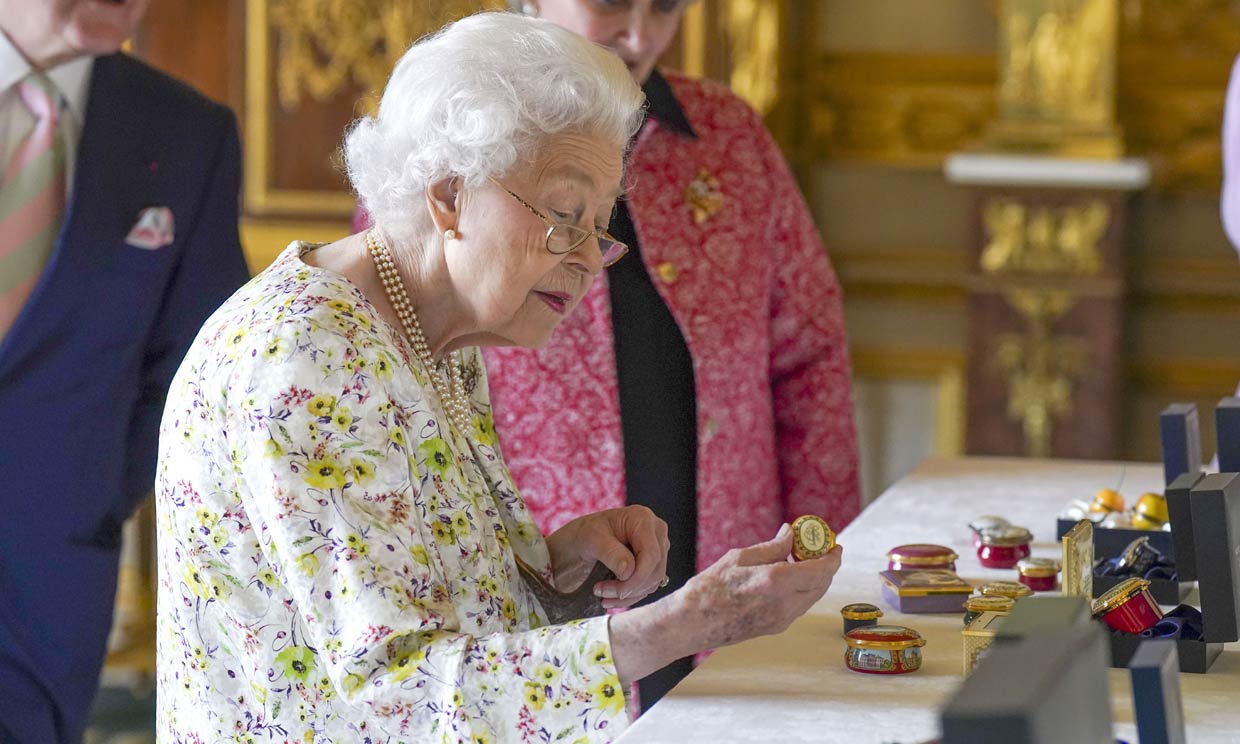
[684, 168, 723, 224]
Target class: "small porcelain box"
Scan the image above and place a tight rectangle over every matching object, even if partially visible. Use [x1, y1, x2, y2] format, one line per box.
[840, 602, 883, 635]
[977, 526, 1033, 569]
[961, 610, 1008, 675]
[887, 543, 958, 572]
[962, 595, 1015, 626]
[979, 580, 1033, 602]
[791, 514, 835, 561]
[1016, 557, 1061, 592]
[844, 625, 925, 675]
[880, 569, 974, 613]
[969, 515, 1010, 548]
[1092, 577, 1164, 634]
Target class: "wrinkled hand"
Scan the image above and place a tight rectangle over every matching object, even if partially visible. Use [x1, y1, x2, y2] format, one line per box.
[677, 523, 843, 649]
[545, 506, 669, 610]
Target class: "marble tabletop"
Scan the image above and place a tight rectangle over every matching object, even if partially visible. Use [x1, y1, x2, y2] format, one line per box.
[618, 456, 1240, 743]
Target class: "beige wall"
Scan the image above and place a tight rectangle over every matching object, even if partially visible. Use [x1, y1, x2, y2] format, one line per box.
[808, 1, 1240, 501]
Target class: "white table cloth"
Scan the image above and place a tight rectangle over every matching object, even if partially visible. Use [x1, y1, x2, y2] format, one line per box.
[618, 457, 1240, 743]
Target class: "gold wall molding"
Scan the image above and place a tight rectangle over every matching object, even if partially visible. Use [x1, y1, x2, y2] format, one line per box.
[245, 0, 360, 217]
[810, 37, 1238, 189]
[244, 0, 500, 218]
[1121, 1, 1240, 60]
[1128, 358, 1240, 396]
[267, 0, 501, 113]
[832, 247, 1240, 311]
[810, 53, 997, 166]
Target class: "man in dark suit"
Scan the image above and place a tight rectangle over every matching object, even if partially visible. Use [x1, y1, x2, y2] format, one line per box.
[0, 1, 249, 740]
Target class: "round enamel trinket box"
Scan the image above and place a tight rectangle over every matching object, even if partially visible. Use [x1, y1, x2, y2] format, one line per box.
[1016, 557, 1061, 592]
[840, 603, 883, 635]
[977, 526, 1032, 569]
[1092, 577, 1163, 634]
[791, 515, 835, 561]
[844, 625, 925, 675]
[887, 543, 958, 572]
[979, 580, 1033, 602]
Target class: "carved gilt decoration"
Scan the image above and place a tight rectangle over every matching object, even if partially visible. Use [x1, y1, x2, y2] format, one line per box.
[980, 199, 1109, 276]
[998, 0, 1116, 128]
[992, 288, 1088, 457]
[1122, 0, 1240, 56]
[810, 0, 1237, 188]
[978, 196, 1110, 456]
[269, 0, 502, 112]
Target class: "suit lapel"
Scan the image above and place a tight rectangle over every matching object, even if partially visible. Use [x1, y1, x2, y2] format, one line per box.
[0, 54, 159, 375]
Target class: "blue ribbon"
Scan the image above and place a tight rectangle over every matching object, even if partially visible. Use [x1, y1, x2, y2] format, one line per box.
[1139, 605, 1204, 641]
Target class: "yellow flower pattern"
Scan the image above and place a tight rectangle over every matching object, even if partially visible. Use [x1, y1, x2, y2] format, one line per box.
[156, 244, 627, 743]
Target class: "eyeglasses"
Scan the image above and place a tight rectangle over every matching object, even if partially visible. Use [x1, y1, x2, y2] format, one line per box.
[488, 176, 629, 267]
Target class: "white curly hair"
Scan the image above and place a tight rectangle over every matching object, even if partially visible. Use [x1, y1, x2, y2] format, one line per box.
[343, 11, 645, 242]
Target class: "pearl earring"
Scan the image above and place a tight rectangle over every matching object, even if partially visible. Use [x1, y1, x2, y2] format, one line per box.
[444, 228, 457, 241]
[521, 1, 538, 16]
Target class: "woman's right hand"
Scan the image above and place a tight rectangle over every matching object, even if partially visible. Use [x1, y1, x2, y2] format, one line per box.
[607, 524, 842, 687]
[677, 523, 843, 649]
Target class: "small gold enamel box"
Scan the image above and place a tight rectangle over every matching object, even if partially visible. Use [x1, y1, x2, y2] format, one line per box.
[1061, 519, 1094, 600]
[791, 515, 835, 561]
[961, 610, 1008, 675]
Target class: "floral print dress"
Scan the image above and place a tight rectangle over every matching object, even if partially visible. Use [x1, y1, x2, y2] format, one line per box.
[155, 243, 629, 743]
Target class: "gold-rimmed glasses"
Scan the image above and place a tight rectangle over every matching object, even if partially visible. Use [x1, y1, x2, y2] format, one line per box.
[487, 176, 628, 267]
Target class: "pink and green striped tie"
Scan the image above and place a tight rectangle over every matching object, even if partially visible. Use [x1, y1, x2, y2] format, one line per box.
[0, 72, 66, 341]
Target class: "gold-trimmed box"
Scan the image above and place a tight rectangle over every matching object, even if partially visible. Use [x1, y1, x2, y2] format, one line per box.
[962, 610, 1008, 675]
[1061, 519, 1094, 600]
[880, 569, 974, 614]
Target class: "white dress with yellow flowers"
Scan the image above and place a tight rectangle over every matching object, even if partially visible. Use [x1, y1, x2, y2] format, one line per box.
[155, 243, 628, 743]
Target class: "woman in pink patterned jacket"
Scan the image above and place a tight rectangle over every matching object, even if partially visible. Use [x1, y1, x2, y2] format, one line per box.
[495, 0, 860, 708]
[354, 0, 861, 709]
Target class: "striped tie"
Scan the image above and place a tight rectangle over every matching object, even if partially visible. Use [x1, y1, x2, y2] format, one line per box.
[0, 73, 66, 341]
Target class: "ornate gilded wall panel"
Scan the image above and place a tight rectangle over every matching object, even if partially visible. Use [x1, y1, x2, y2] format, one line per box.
[986, 0, 1122, 157]
[810, 54, 996, 165]
[961, 189, 1128, 459]
[808, 0, 1240, 189]
[244, 0, 503, 218]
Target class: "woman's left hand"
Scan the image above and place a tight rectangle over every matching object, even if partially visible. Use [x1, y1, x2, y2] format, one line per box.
[545, 505, 670, 610]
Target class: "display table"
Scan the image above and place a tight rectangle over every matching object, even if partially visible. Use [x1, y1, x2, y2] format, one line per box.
[618, 457, 1239, 743]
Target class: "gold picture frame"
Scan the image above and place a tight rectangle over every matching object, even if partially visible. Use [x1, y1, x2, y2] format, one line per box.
[1061, 519, 1095, 599]
[244, 0, 359, 218]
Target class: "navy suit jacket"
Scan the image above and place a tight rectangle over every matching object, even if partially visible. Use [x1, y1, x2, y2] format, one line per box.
[0, 53, 249, 743]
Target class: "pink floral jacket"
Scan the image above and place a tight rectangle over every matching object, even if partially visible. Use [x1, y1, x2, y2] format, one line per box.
[483, 72, 861, 571]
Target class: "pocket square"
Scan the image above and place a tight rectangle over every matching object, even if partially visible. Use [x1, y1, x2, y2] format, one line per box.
[126, 206, 175, 250]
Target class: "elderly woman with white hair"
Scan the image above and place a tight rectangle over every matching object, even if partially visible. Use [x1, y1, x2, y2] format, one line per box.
[155, 12, 841, 743]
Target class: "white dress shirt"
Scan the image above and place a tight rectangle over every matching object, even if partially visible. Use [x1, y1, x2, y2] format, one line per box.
[0, 31, 93, 190]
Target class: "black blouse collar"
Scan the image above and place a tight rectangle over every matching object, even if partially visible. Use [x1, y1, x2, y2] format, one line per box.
[642, 69, 696, 140]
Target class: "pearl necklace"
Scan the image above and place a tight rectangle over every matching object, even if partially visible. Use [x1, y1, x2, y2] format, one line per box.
[365, 229, 473, 434]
